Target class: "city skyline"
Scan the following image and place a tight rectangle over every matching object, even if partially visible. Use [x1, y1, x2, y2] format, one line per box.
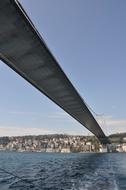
[0, 0, 126, 136]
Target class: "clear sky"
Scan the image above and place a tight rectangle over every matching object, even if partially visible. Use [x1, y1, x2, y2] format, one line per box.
[0, 0, 126, 136]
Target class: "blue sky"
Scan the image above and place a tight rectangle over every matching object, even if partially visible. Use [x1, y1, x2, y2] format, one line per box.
[0, 0, 126, 136]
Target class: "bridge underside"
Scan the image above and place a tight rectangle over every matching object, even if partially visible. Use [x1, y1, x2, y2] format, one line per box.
[0, 0, 109, 144]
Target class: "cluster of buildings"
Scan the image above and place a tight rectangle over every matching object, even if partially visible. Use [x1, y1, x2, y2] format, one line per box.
[0, 134, 99, 153]
[108, 135, 126, 152]
[0, 133, 126, 153]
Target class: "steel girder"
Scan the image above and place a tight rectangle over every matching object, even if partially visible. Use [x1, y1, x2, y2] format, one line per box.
[0, 0, 109, 144]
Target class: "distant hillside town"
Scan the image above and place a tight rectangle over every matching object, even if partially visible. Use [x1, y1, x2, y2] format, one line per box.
[0, 133, 126, 153]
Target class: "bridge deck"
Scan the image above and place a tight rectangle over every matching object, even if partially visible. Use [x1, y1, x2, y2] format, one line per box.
[0, 0, 109, 144]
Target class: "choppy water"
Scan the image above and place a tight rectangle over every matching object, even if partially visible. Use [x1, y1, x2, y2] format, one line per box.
[0, 152, 126, 190]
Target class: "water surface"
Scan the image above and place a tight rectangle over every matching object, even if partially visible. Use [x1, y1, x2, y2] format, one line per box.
[0, 152, 126, 190]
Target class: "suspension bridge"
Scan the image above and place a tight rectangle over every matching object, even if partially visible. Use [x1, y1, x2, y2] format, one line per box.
[0, 0, 109, 145]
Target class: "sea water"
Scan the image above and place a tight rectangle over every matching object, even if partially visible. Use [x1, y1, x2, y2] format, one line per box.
[0, 152, 126, 190]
